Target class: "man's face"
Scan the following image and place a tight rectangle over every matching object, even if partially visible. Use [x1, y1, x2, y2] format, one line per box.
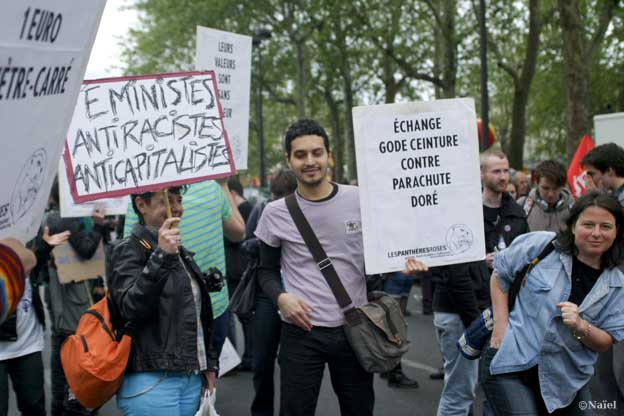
[481, 157, 510, 194]
[287, 135, 329, 188]
[137, 190, 184, 227]
[584, 165, 616, 191]
[537, 177, 563, 206]
[514, 171, 530, 196]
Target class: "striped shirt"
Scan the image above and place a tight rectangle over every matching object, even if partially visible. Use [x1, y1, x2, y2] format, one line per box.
[123, 180, 231, 317]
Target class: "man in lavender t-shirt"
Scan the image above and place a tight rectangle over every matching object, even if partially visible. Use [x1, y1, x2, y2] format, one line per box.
[255, 119, 426, 416]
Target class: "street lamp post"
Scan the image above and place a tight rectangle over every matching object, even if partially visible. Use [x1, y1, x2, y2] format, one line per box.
[253, 29, 271, 189]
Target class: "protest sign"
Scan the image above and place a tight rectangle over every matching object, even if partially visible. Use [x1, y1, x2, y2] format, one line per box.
[59, 156, 129, 218]
[0, 0, 106, 242]
[53, 241, 105, 284]
[63, 71, 235, 203]
[353, 98, 485, 274]
[196, 26, 252, 170]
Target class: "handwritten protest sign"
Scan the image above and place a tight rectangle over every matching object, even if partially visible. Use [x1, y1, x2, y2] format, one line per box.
[196, 26, 252, 170]
[53, 241, 105, 284]
[63, 71, 235, 203]
[353, 98, 485, 274]
[59, 156, 129, 218]
[0, 0, 106, 242]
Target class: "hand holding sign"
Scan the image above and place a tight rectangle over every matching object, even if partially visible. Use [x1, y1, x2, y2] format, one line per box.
[42, 226, 71, 247]
[92, 204, 106, 226]
[159, 217, 181, 255]
[402, 257, 429, 275]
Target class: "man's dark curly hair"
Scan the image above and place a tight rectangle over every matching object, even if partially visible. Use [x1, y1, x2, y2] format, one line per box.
[581, 143, 624, 177]
[284, 119, 330, 158]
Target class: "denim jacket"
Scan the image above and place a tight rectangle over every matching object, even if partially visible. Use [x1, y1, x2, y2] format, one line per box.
[492, 231, 624, 413]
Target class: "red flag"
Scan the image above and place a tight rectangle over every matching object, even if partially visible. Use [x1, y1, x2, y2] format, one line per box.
[567, 135, 595, 198]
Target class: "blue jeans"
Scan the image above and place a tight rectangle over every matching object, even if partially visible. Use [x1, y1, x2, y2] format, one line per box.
[117, 372, 202, 416]
[211, 310, 230, 356]
[479, 346, 592, 415]
[433, 312, 478, 416]
[383, 272, 415, 297]
[251, 291, 282, 416]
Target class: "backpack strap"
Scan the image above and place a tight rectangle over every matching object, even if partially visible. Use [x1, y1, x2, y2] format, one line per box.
[508, 237, 557, 310]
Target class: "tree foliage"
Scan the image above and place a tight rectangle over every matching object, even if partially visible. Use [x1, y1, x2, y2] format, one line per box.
[120, 0, 622, 180]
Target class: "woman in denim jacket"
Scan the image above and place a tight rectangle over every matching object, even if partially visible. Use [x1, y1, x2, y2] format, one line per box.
[481, 191, 624, 415]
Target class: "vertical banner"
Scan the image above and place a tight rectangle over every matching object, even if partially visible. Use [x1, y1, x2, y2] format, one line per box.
[196, 26, 252, 170]
[353, 98, 486, 274]
[567, 134, 595, 198]
[63, 71, 235, 203]
[0, 0, 107, 241]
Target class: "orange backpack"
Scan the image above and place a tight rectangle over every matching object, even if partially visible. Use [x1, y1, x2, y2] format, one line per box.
[60, 293, 132, 408]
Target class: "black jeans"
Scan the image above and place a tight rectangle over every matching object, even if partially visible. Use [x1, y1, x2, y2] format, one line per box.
[0, 351, 45, 416]
[251, 291, 282, 416]
[279, 323, 374, 416]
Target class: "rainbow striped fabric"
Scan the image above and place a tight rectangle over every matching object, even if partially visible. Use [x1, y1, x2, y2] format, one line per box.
[0, 243, 26, 324]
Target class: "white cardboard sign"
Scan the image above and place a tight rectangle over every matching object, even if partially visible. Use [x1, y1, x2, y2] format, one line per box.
[353, 98, 486, 274]
[0, 0, 106, 241]
[59, 156, 129, 218]
[196, 26, 252, 170]
[63, 71, 235, 203]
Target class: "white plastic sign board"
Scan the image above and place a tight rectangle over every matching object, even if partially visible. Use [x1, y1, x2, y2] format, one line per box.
[63, 71, 235, 203]
[59, 156, 128, 218]
[0, 0, 106, 241]
[196, 26, 252, 170]
[353, 98, 486, 274]
[594, 112, 624, 147]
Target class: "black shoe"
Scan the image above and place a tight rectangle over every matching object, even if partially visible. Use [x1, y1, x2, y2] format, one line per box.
[429, 369, 444, 380]
[387, 372, 419, 389]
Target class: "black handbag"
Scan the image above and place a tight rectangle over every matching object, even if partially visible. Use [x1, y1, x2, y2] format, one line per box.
[229, 257, 258, 319]
[285, 194, 409, 373]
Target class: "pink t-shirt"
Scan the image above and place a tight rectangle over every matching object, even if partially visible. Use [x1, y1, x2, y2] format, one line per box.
[255, 185, 367, 327]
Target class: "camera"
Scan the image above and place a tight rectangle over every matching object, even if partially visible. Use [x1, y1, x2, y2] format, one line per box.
[202, 267, 225, 292]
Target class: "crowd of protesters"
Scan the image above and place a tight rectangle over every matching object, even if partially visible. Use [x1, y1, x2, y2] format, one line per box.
[1, 119, 623, 416]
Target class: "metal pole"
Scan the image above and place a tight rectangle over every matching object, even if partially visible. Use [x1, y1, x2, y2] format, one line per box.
[256, 46, 266, 188]
[479, 0, 489, 150]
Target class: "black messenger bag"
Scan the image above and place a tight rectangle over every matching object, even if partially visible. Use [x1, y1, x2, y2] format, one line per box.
[285, 194, 409, 373]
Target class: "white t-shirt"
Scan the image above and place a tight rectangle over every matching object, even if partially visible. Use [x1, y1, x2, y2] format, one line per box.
[0, 278, 45, 360]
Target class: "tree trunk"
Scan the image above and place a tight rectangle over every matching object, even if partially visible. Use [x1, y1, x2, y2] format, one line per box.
[507, 0, 542, 169]
[295, 40, 306, 118]
[324, 88, 343, 181]
[343, 69, 356, 180]
[440, 0, 457, 98]
[508, 82, 530, 169]
[383, 49, 399, 103]
[558, 0, 590, 161]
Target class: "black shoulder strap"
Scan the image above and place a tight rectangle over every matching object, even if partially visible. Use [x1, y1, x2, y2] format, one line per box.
[508, 237, 557, 310]
[284, 194, 361, 324]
